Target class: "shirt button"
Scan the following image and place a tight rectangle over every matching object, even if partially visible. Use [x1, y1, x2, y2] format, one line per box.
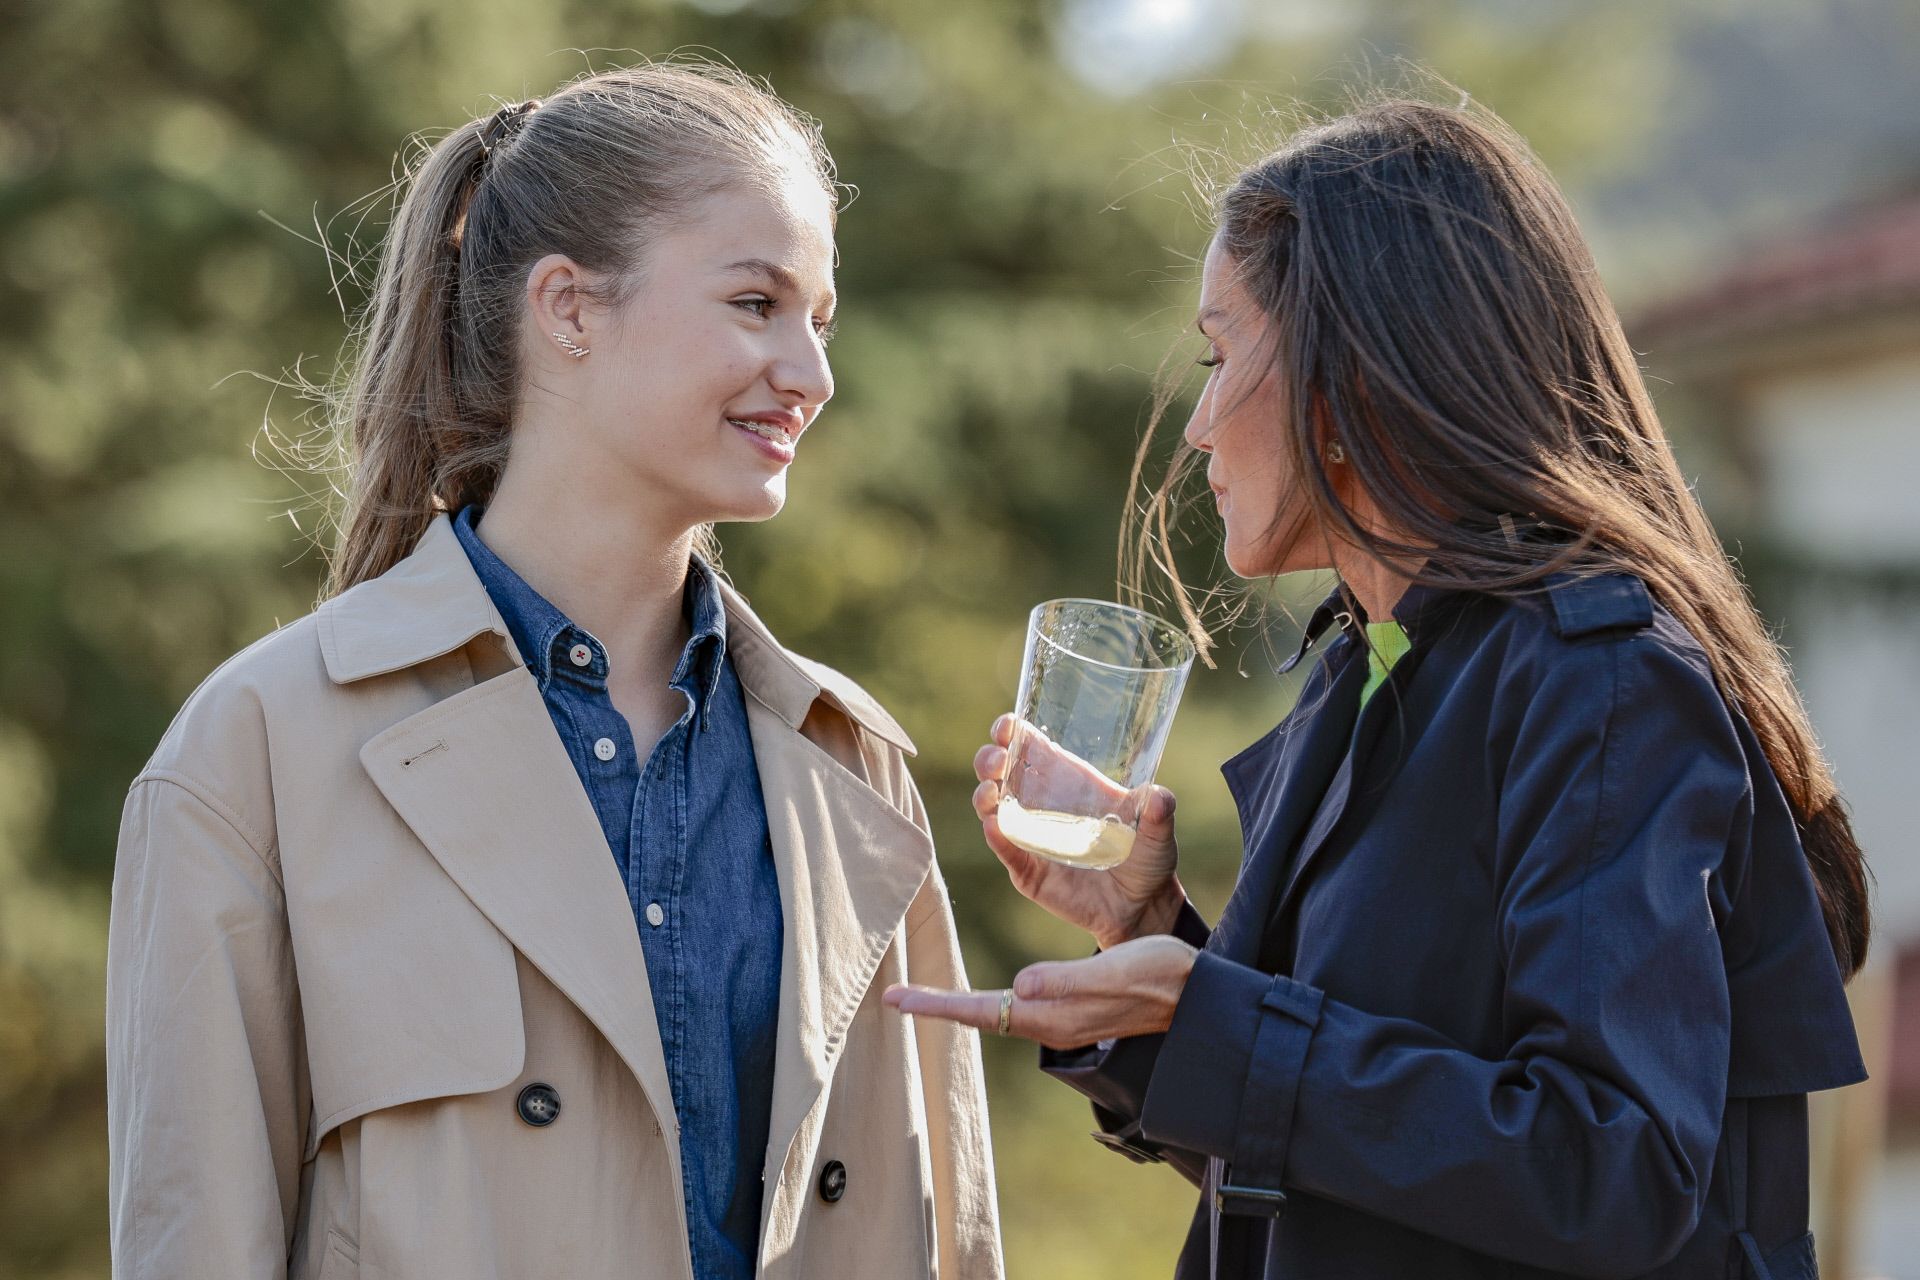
[818, 1159, 847, 1203]
[645, 902, 665, 928]
[593, 737, 617, 761]
[516, 1082, 561, 1127]
[568, 643, 593, 667]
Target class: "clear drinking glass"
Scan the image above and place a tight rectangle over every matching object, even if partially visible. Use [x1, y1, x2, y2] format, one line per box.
[996, 599, 1197, 870]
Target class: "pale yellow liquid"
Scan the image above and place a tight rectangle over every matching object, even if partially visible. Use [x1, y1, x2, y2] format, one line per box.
[997, 795, 1137, 869]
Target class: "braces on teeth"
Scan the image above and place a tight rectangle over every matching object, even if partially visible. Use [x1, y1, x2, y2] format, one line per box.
[732, 419, 790, 446]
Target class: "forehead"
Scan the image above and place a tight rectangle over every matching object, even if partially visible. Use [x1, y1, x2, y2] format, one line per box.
[1197, 234, 1250, 321]
[657, 171, 837, 293]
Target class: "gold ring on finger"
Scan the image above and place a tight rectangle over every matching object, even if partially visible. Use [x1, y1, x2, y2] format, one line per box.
[997, 988, 1015, 1036]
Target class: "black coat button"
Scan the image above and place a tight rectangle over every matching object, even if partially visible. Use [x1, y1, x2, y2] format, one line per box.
[516, 1082, 561, 1127]
[817, 1159, 847, 1203]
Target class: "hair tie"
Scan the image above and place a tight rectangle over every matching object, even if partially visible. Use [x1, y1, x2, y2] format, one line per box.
[477, 98, 541, 162]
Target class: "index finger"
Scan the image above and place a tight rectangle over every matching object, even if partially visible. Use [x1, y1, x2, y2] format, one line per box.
[882, 983, 1003, 1033]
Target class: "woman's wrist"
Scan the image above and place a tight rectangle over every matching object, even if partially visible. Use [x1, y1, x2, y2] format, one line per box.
[1095, 881, 1189, 950]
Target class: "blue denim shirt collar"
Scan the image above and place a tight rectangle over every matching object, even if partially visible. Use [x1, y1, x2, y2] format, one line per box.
[452, 503, 728, 726]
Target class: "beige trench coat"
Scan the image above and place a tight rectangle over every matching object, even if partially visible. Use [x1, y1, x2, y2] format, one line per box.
[105, 512, 1004, 1279]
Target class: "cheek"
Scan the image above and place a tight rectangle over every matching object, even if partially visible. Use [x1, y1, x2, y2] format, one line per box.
[599, 325, 759, 422]
[1212, 406, 1273, 497]
[1217, 422, 1301, 555]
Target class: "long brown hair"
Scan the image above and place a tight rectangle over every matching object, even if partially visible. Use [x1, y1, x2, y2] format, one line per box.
[317, 60, 836, 599]
[1126, 97, 1872, 978]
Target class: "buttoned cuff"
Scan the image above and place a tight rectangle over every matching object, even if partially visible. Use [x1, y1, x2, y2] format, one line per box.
[1037, 1033, 1207, 1185]
[1040, 1027, 1161, 1113]
[1138, 951, 1324, 1196]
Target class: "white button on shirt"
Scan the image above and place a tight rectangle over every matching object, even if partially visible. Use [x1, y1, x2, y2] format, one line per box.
[593, 737, 617, 761]
[645, 902, 666, 928]
[568, 642, 593, 667]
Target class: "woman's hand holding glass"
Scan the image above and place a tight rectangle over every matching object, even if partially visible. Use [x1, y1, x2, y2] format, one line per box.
[974, 713, 1188, 951]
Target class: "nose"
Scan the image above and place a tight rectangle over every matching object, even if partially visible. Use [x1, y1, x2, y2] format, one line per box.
[774, 323, 834, 412]
[1182, 393, 1214, 453]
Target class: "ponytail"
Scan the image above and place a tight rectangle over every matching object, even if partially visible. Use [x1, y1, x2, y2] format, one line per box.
[323, 113, 500, 598]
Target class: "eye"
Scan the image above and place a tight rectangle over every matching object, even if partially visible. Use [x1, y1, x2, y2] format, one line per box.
[732, 295, 774, 317]
[1195, 352, 1222, 369]
[813, 316, 838, 344]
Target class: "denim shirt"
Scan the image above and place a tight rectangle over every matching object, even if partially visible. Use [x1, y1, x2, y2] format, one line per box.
[453, 504, 783, 1279]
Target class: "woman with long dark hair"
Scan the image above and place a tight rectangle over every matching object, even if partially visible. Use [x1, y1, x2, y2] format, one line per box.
[888, 97, 1868, 1280]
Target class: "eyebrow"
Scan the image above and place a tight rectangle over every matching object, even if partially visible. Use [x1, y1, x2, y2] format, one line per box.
[1195, 306, 1227, 336]
[722, 258, 835, 309]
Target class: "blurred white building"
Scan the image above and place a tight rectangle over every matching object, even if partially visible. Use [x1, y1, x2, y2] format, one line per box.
[1636, 194, 1920, 1280]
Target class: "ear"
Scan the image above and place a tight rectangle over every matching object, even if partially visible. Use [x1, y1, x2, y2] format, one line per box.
[1306, 396, 1341, 466]
[1304, 395, 1366, 516]
[525, 252, 594, 344]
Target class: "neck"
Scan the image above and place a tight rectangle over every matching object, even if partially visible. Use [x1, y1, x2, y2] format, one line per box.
[1332, 542, 1421, 623]
[476, 457, 702, 692]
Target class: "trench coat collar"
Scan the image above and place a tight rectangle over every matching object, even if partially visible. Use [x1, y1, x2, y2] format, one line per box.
[1274, 565, 1482, 678]
[316, 509, 916, 756]
[1272, 585, 1358, 677]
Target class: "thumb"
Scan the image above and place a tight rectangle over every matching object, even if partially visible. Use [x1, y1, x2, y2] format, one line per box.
[1138, 784, 1176, 836]
[1012, 960, 1080, 1000]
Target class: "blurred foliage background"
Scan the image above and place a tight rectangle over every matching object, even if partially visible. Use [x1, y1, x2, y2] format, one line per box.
[4, 0, 1918, 1275]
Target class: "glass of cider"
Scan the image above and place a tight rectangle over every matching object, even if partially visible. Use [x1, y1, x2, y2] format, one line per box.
[997, 599, 1196, 870]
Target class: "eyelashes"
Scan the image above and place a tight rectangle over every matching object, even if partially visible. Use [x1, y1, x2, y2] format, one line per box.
[1195, 354, 1221, 368]
[732, 295, 837, 344]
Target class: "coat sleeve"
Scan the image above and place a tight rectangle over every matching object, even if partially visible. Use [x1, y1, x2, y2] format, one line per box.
[1036, 899, 1215, 1186]
[899, 771, 1007, 1280]
[1137, 635, 1746, 1280]
[106, 772, 309, 1279]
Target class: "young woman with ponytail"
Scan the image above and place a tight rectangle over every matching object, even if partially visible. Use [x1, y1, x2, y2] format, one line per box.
[889, 97, 1869, 1280]
[106, 62, 1002, 1280]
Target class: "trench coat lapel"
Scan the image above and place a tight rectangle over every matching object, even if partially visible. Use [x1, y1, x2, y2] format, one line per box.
[361, 674, 937, 1209]
[1263, 589, 1458, 931]
[357, 668, 684, 1148]
[1211, 616, 1367, 964]
[718, 588, 935, 1214]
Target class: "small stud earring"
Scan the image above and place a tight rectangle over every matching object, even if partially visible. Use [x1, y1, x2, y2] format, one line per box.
[1327, 441, 1346, 464]
[551, 332, 590, 359]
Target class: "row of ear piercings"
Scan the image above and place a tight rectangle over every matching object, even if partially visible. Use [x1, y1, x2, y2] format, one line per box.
[552, 332, 590, 359]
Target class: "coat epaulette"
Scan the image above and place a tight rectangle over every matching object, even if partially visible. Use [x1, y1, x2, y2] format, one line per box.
[1544, 571, 1655, 639]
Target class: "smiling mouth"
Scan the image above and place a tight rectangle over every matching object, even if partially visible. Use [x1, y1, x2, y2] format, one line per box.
[729, 418, 794, 449]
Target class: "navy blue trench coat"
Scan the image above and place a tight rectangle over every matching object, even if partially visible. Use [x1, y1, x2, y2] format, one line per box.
[1041, 572, 1865, 1280]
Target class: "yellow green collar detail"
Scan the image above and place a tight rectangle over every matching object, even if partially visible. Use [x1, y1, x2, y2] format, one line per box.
[1360, 619, 1413, 706]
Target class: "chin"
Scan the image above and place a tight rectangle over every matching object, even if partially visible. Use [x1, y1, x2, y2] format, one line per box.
[1223, 537, 1278, 580]
[1224, 514, 1323, 580]
[714, 482, 787, 524]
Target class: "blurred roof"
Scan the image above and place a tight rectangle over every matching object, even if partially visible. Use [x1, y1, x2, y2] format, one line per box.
[1633, 193, 1920, 355]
